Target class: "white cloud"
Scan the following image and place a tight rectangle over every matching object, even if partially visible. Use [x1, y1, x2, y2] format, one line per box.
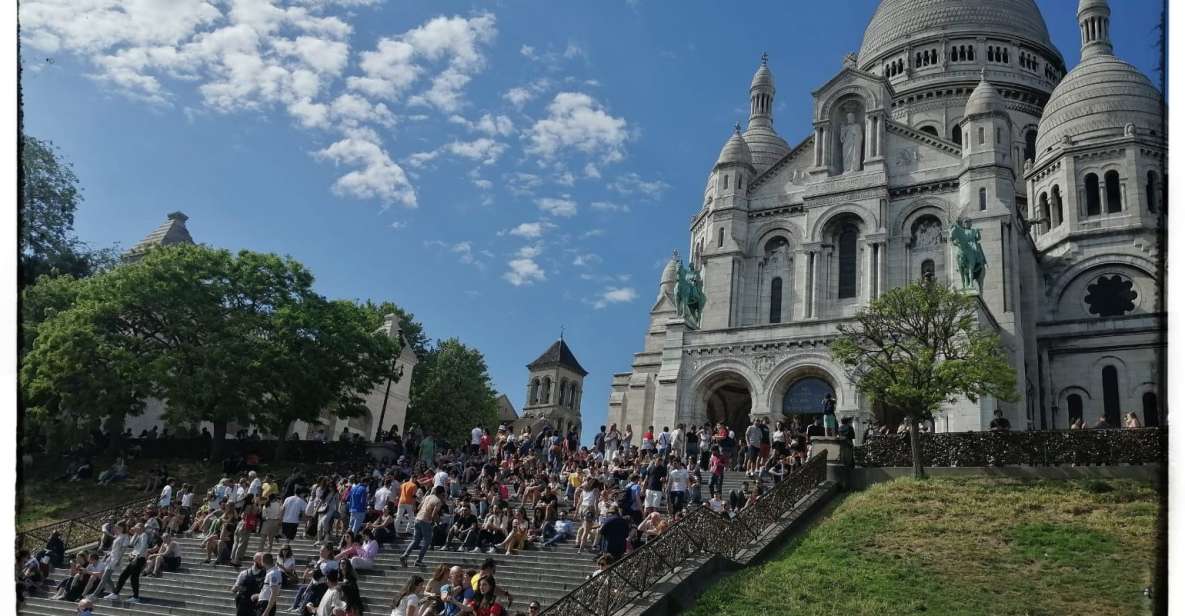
[581, 228, 605, 238]
[590, 201, 630, 213]
[583, 162, 601, 179]
[572, 253, 601, 267]
[406, 150, 441, 168]
[445, 138, 507, 165]
[609, 172, 670, 199]
[449, 112, 514, 136]
[503, 87, 534, 108]
[316, 134, 416, 207]
[390, 220, 407, 230]
[555, 171, 576, 186]
[503, 244, 546, 286]
[526, 92, 629, 163]
[472, 178, 493, 190]
[519, 44, 536, 59]
[507, 221, 553, 239]
[592, 286, 637, 309]
[506, 172, 543, 196]
[537, 196, 578, 217]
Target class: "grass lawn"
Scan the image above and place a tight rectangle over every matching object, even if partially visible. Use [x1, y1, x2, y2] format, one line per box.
[689, 477, 1162, 616]
[17, 457, 298, 531]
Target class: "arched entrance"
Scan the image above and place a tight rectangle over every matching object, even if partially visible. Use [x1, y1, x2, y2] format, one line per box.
[782, 376, 835, 424]
[700, 372, 753, 435]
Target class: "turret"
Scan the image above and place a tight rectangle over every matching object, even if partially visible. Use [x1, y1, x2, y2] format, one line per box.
[959, 73, 1014, 213]
[710, 125, 754, 210]
[1078, 0, 1113, 60]
[743, 53, 791, 171]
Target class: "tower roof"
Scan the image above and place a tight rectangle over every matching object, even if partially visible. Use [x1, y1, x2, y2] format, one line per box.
[964, 74, 1006, 117]
[126, 211, 194, 258]
[715, 126, 753, 167]
[750, 53, 774, 91]
[527, 338, 588, 376]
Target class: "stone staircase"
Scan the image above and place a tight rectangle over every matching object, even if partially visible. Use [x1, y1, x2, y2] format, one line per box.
[19, 470, 762, 616]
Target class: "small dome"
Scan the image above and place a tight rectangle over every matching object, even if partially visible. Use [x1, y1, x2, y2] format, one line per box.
[964, 77, 1006, 117]
[858, 0, 1054, 67]
[750, 55, 774, 91]
[715, 128, 753, 167]
[1078, 0, 1110, 13]
[1035, 55, 1163, 162]
[742, 126, 790, 170]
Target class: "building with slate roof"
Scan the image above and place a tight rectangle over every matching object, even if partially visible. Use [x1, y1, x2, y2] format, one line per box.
[611, 0, 1165, 437]
[515, 337, 585, 436]
[123, 211, 194, 261]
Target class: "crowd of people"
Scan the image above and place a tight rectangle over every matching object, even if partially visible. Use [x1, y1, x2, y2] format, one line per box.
[19, 415, 843, 616]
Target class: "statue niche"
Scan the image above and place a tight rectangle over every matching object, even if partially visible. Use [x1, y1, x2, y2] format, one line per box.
[831, 99, 866, 175]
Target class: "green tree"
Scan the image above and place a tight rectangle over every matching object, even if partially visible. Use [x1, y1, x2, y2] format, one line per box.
[830, 281, 1017, 478]
[360, 300, 429, 359]
[406, 338, 499, 446]
[20, 244, 399, 460]
[19, 135, 115, 287]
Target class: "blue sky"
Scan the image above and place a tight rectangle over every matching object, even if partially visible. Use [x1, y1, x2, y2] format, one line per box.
[19, 0, 1164, 443]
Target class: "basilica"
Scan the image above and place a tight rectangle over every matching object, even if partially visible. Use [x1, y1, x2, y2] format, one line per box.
[609, 0, 1166, 436]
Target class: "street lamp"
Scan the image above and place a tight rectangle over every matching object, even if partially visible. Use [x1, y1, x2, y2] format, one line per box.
[375, 356, 405, 442]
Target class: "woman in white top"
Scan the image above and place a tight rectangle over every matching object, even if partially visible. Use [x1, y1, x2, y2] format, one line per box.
[623, 425, 634, 451]
[391, 575, 425, 616]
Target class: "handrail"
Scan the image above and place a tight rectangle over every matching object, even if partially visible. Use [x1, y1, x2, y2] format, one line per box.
[542, 451, 828, 616]
[16, 495, 157, 553]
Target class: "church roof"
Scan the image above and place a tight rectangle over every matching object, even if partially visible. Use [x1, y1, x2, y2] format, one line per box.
[495, 394, 519, 421]
[527, 338, 588, 376]
[857, 0, 1054, 67]
[127, 211, 194, 257]
[715, 127, 753, 167]
[964, 75, 1006, 117]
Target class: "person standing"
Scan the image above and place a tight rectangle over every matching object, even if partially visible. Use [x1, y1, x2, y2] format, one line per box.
[89, 521, 128, 600]
[256, 552, 283, 616]
[401, 485, 445, 568]
[708, 446, 725, 497]
[347, 476, 368, 534]
[744, 421, 762, 478]
[106, 523, 149, 604]
[989, 409, 1012, 432]
[471, 425, 484, 457]
[822, 393, 838, 437]
[158, 479, 174, 510]
[671, 424, 686, 461]
[280, 491, 306, 543]
[666, 459, 688, 515]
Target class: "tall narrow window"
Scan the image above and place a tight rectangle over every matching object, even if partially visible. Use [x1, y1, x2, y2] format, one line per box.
[1051, 185, 1063, 227]
[1142, 392, 1159, 427]
[1067, 394, 1083, 424]
[722, 174, 729, 190]
[978, 127, 985, 145]
[769, 277, 783, 323]
[979, 188, 987, 211]
[1146, 171, 1158, 213]
[1085, 173, 1101, 216]
[1101, 366, 1120, 426]
[1105, 170, 1122, 213]
[837, 224, 859, 299]
[951, 125, 963, 145]
[1023, 129, 1037, 162]
[1039, 193, 1050, 234]
[717, 227, 725, 248]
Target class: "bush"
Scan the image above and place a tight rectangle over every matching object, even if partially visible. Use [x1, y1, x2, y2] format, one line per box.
[855, 428, 1166, 467]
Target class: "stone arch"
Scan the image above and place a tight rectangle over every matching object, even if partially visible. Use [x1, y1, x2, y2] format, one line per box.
[541, 375, 552, 404]
[809, 203, 877, 242]
[748, 221, 805, 256]
[688, 361, 762, 434]
[529, 378, 540, 405]
[892, 198, 950, 239]
[763, 356, 846, 415]
[816, 84, 879, 122]
[1048, 253, 1159, 308]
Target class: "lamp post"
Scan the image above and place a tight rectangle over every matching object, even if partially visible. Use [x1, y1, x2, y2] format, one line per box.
[375, 357, 405, 442]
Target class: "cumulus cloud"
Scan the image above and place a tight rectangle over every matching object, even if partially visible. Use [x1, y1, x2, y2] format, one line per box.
[572, 253, 601, 267]
[590, 201, 630, 213]
[449, 112, 514, 136]
[525, 92, 629, 163]
[503, 244, 546, 286]
[591, 286, 637, 309]
[507, 221, 553, 239]
[445, 138, 507, 165]
[316, 134, 416, 207]
[537, 196, 578, 217]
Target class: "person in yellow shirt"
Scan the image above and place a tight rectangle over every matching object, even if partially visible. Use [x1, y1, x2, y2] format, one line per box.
[260, 476, 279, 501]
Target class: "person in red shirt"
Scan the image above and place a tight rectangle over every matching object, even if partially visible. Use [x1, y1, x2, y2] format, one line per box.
[708, 445, 726, 498]
[466, 575, 505, 616]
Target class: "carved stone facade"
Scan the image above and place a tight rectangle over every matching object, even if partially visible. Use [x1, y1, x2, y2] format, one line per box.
[609, 0, 1165, 437]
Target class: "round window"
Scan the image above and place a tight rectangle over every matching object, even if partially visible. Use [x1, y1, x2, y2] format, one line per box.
[1084, 274, 1137, 317]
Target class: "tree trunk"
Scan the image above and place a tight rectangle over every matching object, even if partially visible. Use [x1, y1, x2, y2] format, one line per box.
[105, 413, 126, 456]
[908, 414, 925, 479]
[211, 420, 227, 463]
[274, 422, 291, 462]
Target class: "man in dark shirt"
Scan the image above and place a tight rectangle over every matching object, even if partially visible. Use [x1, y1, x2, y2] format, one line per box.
[599, 508, 630, 560]
[837, 416, 856, 441]
[989, 409, 1012, 431]
[805, 417, 825, 442]
[643, 458, 667, 512]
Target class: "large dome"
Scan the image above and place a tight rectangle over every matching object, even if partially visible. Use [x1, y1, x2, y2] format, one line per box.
[858, 0, 1055, 66]
[1035, 55, 1163, 162]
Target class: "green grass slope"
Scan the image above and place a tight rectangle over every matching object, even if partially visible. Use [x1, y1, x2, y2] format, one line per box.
[689, 477, 1160, 616]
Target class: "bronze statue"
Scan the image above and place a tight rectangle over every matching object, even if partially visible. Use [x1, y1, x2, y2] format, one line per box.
[950, 218, 986, 291]
[674, 258, 706, 328]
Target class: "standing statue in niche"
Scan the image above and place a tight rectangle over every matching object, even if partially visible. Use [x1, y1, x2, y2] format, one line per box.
[674, 258, 706, 329]
[840, 111, 864, 173]
[950, 218, 986, 291]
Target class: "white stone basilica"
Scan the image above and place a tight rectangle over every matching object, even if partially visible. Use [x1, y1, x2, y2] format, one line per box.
[609, 0, 1166, 436]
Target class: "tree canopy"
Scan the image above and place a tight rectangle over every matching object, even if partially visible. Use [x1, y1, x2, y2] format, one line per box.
[19, 135, 117, 287]
[20, 244, 400, 458]
[830, 281, 1017, 476]
[406, 337, 500, 446]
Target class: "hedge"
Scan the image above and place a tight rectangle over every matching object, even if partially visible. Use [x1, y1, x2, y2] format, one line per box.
[854, 428, 1166, 467]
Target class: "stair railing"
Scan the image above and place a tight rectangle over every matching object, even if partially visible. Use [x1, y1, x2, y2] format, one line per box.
[16, 495, 157, 553]
[542, 451, 828, 616]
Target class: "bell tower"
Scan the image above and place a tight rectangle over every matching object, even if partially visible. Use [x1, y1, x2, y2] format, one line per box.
[521, 336, 587, 435]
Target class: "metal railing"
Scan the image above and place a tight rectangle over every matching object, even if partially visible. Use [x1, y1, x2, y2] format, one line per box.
[16, 495, 157, 553]
[542, 451, 828, 616]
